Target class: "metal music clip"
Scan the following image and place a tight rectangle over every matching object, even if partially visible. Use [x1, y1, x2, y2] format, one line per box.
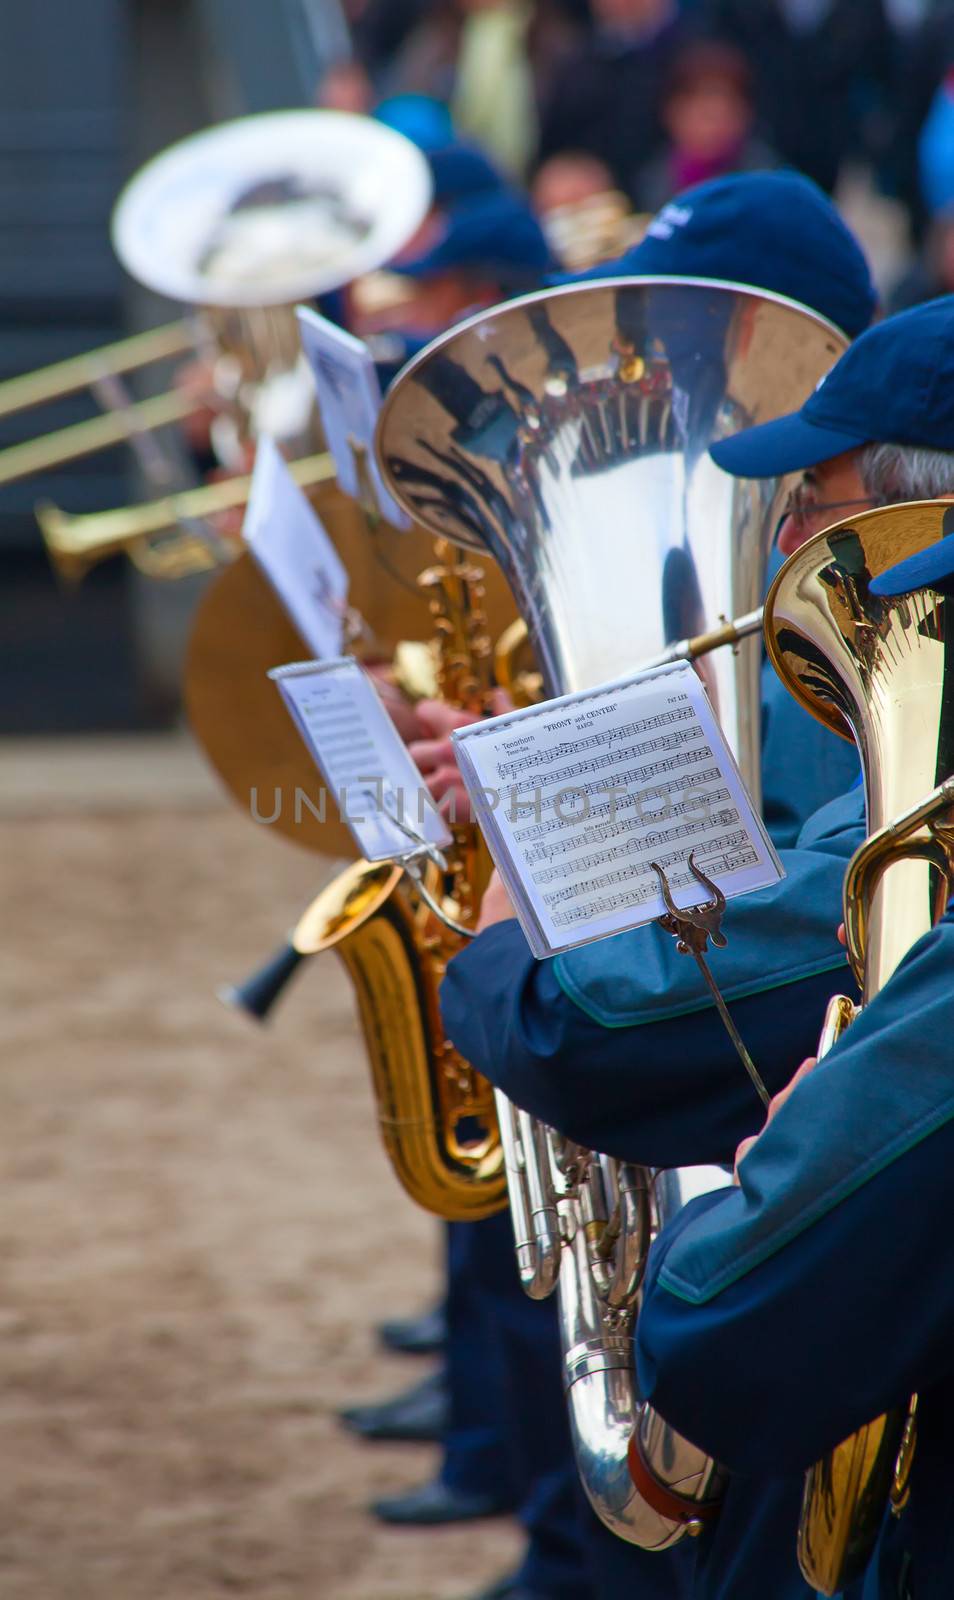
[348, 435, 382, 530]
[375, 799, 477, 943]
[652, 852, 770, 1108]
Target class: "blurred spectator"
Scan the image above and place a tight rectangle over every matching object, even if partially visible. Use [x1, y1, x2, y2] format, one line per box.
[343, 0, 432, 83]
[325, 1, 584, 179]
[889, 205, 954, 308]
[919, 65, 954, 214]
[531, 152, 645, 270]
[343, 136, 551, 381]
[532, 151, 619, 216]
[881, 4, 954, 233]
[317, 58, 374, 112]
[889, 66, 954, 307]
[451, 1, 538, 178]
[632, 40, 777, 212]
[536, 0, 691, 198]
[703, 0, 893, 195]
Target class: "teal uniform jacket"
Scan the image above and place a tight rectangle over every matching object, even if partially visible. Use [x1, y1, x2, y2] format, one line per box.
[439, 670, 864, 1600]
[637, 909, 954, 1600]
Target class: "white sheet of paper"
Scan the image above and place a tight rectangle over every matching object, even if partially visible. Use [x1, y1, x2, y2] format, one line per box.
[269, 657, 453, 862]
[243, 436, 349, 660]
[296, 305, 410, 530]
[452, 661, 783, 958]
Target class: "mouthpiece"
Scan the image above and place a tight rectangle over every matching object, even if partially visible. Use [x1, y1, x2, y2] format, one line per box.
[218, 939, 306, 1023]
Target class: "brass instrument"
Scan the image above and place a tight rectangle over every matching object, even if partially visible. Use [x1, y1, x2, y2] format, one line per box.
[39, 450, 337, 583]
[541, 192, 647, 275]
[4, 108, 432, 578]
[764, 498, 954, 1594]
[0, 321, 197, 485]
[375, 275, 847, 1541]
[224, 541, 508, 1220]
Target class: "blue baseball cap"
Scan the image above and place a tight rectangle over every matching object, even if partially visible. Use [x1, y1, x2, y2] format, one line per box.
[870, 505, 954, 597]
[372, 111, 506, 205]
[374, 95, 454, 155]
[427, 142, 508, 205]
[394, 188, 551, 285]
[710, 297, 954, 479]
[553, 171, 876, 340]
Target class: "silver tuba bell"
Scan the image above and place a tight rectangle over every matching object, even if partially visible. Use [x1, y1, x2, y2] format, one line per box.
[376, 277, 847, 1545]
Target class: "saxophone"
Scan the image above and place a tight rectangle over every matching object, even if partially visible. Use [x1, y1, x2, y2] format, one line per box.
[224, 539, 507, 1221]
[764, 498, 954, 1594]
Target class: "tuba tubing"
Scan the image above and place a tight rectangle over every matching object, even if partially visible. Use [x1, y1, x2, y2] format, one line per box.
[374, 275, 845, 1546]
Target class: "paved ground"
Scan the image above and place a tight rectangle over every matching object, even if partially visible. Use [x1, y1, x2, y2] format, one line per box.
[0, 742, 521, 1598]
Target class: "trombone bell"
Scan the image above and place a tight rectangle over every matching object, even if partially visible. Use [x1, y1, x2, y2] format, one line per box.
[35, 451, 337, 584]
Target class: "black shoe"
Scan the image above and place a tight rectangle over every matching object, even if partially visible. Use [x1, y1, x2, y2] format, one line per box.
[377, 1305, 447, 1356]
[370, 1477, 513, 1526]
[338, 1370, 448, 1442]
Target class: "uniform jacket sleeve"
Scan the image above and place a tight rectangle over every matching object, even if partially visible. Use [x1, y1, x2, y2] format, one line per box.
[440, 788, 864, 1168]
[635, 914, 954, 1475]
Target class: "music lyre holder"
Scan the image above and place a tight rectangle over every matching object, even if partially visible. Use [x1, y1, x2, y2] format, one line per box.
[371, 796, 478, 942]
[348, 436, 382, 531]
[652, 853, 770, 1109]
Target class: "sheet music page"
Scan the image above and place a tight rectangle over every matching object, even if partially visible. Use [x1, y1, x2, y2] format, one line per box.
[295, 306, 410, 529]
[452, 662, 783, 958]
[244, 436, 349, 660]
[269, 657, 452, 862]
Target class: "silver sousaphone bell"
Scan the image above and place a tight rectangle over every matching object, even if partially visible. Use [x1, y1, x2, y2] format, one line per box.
[112, 108, 432, 460]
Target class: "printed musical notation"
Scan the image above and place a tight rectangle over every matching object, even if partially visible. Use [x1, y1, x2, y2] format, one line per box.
[451, 660, 783, 959]
[270, 657, 452, 862]
[495, 703, 694, 779]
[523, 786, 732, 863]
[551, 846, 759, 927]
[531, 807, 740, 885]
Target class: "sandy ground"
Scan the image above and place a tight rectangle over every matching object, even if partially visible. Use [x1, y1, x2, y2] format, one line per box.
[0, 740, 521, 1599]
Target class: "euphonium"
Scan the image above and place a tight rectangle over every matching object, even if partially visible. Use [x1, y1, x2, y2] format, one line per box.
[225, 541, 508, 1222]
[764, 498, 954, 1594]
[376, 276, 847, 1541]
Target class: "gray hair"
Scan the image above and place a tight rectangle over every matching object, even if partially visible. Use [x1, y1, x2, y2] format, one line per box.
[857, 442, 954, 505]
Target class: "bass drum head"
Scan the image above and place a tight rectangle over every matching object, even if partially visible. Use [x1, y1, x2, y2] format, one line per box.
[185, 550, 356, 858]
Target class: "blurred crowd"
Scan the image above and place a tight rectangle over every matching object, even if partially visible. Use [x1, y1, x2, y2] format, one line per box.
[318, 0, 954, 312]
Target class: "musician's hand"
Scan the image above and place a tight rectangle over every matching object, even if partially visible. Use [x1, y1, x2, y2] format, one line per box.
[365, 664, 431, 744]
[477, 868, 517, 931]
[837, 922, 847, 946]
[173, 357, 220, 455]
[410, 692, 514, 819]
[733, 1056, 817, 1182]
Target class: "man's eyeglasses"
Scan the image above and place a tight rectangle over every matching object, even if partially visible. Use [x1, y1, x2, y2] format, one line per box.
[781, 481, 873, 527]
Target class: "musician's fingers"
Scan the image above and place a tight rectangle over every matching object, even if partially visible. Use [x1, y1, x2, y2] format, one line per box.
[426, 763, 469, 808]
[476, 869, 517, 931]
[764, 1056, 817, 1125]
[416, 700, 480, 739]
[733, 1135, 759, 1183]
[837, 921, 847, 946]
[438, 781, 475, 821]
[734, 1057, 818, 1182]
[409, 736, 457, 775]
